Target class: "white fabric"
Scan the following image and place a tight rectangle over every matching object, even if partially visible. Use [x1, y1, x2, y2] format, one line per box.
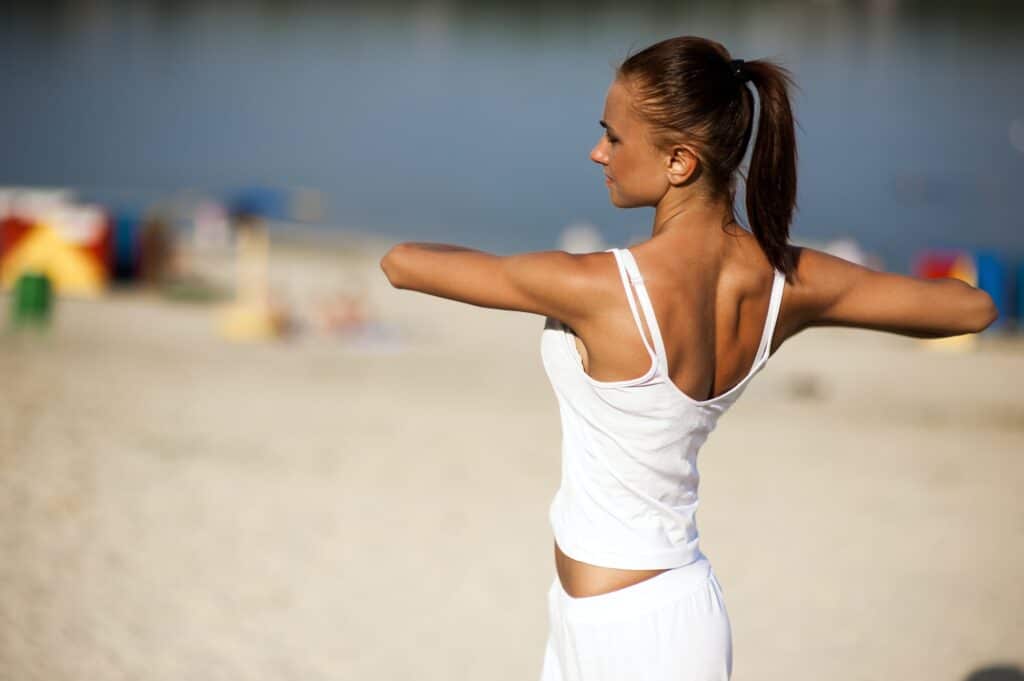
[539, 557, 733, 681]
[540, 247, 785, 569]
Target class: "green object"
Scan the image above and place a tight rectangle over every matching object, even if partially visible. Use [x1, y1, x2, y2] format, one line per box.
[10, 272, 53, 328]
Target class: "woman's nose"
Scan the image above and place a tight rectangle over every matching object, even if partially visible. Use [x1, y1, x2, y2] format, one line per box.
[590, 139, 608, 165]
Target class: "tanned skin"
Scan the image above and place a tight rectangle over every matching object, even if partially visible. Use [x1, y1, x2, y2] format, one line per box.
[380, 77, 998, 598]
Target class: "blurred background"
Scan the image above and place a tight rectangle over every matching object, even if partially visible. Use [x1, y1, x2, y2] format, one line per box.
[1, 2, 1021, 681]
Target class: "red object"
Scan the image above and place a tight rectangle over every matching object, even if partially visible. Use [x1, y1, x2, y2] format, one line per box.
[83, 211, 114, 270]
[912, 249, 962, 279]
[0, 215, 35, 259]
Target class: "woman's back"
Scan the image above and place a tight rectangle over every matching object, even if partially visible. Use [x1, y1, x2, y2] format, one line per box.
[566, 225, 789, 406]
[542, 230, 788, 597]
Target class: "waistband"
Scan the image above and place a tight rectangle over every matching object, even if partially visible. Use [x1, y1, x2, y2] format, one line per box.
[550, 557, 717, 624]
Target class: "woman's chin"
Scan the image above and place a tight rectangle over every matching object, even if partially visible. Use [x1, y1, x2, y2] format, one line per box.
[608, 192, 637, 209]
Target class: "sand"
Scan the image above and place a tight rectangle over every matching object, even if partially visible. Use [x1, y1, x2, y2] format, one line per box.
[0, 234, 1021, 681]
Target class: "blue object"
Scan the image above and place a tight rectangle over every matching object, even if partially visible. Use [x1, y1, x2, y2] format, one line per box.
[974, 251, 1008, 330]
[1016, 263, 1024, 327]
[111, 211, 142, 281]
[228, 187, 289, 221]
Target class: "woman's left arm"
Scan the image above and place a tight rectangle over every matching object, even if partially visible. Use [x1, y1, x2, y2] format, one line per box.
[379, 242, 600, 327]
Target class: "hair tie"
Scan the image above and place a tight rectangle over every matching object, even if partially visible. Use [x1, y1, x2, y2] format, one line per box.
[729, 59, 751, 84]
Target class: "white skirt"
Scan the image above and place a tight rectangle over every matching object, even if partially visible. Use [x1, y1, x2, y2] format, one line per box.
[539, 557, 732, 681]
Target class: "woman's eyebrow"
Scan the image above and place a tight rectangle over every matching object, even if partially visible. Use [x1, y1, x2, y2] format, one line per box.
[599, 120, 619, 135]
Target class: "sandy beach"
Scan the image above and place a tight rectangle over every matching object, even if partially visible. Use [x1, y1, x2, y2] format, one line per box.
[1, 234, 1021, 681]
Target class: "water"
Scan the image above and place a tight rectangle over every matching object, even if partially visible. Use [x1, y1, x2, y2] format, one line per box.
[2, 1, 1022, 272]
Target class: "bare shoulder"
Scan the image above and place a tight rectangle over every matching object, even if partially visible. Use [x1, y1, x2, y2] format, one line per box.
[552, 248, 630, 319]
[775, 244, 877, 340]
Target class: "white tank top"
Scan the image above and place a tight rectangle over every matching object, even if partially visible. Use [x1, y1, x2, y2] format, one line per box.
[540, 247, 786, 569]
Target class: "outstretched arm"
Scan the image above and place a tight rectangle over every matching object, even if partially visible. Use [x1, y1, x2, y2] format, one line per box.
[792, 246, 998, 338]
[379, 242, 604, 328]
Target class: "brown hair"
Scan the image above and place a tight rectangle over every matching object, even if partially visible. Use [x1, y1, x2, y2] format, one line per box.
[617, 36, 798, 279]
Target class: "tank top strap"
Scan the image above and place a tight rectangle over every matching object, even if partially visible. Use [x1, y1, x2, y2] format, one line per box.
[612, 248, 669, 376]
[606, 248, 657, 364]
[754, 268, 786, 363]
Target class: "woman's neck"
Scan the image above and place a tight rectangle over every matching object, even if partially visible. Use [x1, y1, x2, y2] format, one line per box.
[650, 190, 736, 240]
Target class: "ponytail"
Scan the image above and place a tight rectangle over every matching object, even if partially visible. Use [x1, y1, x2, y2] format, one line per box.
[743, 61, 798, 279]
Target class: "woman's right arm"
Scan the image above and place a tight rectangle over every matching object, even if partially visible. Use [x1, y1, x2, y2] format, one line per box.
[790, 246, 999, 338]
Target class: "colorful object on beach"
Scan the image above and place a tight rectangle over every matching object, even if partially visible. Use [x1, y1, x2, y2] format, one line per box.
[228, 186, 290, 221]
[912, 249, 977, 285]
[219, 301, 288, 340]
[111, 211, 142, 282]
[217, 218, 290, 341]
[0, 213, 33, 257]
[911, 248, 978, 351]
[1017, 263, 1024, 327]
[9, 271, 53, 329]
[973, 251, 1009, 330]
[0, 205, 111, 298]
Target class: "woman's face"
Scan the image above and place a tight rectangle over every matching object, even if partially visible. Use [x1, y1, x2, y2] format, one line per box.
[589, 77, 671, 208]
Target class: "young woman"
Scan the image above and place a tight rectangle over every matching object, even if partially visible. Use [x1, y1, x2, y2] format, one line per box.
[380, 35, 997, 681]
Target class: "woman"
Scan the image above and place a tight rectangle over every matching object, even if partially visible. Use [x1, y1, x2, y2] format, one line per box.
[380, 35, 996, 681]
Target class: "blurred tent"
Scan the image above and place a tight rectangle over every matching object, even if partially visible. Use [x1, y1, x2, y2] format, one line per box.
[0, 200, 111, 298]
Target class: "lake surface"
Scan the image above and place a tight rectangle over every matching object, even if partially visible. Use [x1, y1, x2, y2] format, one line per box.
[2, 1, 1022, 272]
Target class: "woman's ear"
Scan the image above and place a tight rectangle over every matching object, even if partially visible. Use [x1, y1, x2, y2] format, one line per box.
[666, 145, 699, 187]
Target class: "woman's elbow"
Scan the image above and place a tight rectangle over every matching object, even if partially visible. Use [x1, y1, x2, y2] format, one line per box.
[966, 289, 999, 334]
[380, 244, 410, 289]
